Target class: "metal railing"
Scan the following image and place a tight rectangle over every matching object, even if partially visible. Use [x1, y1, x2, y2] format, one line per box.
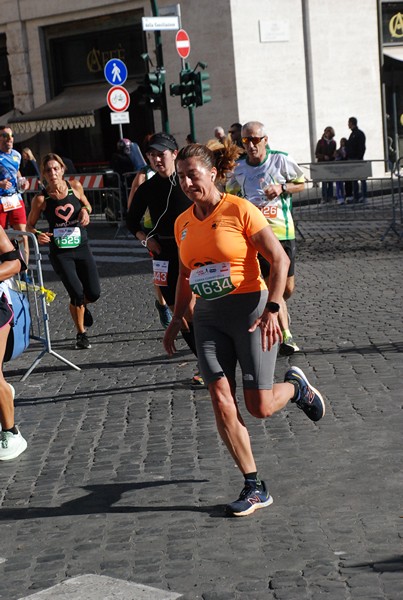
[291, 161, 401, 240]
[380, 156, 403, 240]
[24, 172, 129, 237]
[6, 231, 81, 380]
[21, 161, 402, 241]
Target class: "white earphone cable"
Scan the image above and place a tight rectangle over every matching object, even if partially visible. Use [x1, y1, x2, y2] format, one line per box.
[142, 172, 177, 246]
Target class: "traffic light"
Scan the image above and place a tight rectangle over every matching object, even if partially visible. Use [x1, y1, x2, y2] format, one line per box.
[169, 64, 212, 109]
[169, 69, 197, 107]
[169, 83, 182, 97]
[144, 69, 165, 103]
[179, 69, 196, 107]
[194, 71, 211, 107]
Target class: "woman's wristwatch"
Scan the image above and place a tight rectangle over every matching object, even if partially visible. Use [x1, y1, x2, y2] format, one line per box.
[266, 301, 280, 313]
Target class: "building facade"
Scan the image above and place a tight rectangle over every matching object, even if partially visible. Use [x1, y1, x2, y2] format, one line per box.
[0, 0, 401, 171]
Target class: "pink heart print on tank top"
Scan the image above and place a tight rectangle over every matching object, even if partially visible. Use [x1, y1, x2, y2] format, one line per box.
[55, 204, 74, 222]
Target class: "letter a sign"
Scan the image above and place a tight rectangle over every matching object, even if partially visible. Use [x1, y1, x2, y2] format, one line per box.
[175, 29, 191, 59]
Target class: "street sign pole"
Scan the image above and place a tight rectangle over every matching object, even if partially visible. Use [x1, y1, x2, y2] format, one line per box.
[104, 60, 129, 138]
[151, 0, 170, 133]
[175, 32, 194, 141]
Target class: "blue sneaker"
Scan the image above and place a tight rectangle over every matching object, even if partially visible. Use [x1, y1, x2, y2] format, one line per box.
[284, 366, 325, 422]
[155, 300, 172, 329]
[20, 272, 33, 285]
[226, 480, 273, 517]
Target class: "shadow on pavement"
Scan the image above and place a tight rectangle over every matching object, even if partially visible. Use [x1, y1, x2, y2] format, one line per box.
[344, 555, 403, 572]
[14, 380, 206, 406]
[0, 480, 225, 520]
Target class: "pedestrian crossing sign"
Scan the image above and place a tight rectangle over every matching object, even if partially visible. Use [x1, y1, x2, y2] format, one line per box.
[104, 59, 128, 86]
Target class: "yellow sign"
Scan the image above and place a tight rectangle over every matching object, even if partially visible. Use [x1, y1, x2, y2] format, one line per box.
[87, 46, 126, 73]
[389, 12, 403, 38]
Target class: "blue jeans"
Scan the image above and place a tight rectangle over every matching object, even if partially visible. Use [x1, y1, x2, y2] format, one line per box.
[336, 181, 344, 200]
[353, 180, 367, 200]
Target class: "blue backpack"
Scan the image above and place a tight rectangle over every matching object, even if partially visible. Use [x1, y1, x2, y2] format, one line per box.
[4, 288, 31, 362]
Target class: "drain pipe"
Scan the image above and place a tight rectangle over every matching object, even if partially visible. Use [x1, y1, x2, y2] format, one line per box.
[301, 0, 317, 162]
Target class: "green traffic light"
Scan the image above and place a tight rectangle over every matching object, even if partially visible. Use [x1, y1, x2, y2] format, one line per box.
[194, 71, 211, 106]
[169, 83, 183, 97]
[170, 65, 212, 109]
[144, 70, 165, 98]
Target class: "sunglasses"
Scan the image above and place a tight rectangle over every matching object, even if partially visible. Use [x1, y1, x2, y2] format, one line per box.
[241, 136, 265, 145]
[0, 133, 13, 139]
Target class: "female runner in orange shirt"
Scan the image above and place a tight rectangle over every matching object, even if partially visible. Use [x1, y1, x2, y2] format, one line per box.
[163, 144, 325, 517]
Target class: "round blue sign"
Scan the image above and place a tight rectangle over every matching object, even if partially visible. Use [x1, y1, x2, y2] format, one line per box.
[104, 59, 128, 86]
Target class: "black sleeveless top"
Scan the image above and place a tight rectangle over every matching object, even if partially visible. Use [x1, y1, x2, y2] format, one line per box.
[42, 182, 88, 252]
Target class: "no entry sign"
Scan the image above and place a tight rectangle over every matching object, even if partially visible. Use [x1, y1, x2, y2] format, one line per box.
[175, 29, 191, 59]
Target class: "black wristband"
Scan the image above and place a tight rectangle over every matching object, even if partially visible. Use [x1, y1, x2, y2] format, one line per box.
[266, 301, 280, 313]
[0, 247, 27, 272]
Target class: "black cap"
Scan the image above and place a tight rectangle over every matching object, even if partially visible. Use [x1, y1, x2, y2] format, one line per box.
[147, 132, 178, 152]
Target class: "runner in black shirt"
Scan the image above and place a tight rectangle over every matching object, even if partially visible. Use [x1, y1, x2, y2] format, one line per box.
[126, 132, 203, 387]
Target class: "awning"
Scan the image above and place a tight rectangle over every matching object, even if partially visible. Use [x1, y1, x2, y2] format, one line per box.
[8, 81, 138, 135]
[383, 45, 403, 62]
[0, 109, 36, 143]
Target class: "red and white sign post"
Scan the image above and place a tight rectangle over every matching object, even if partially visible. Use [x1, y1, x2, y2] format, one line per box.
[175, 29, 191, 60]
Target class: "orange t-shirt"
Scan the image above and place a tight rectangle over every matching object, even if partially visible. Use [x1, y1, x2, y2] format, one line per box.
[174, 193, 269, 295]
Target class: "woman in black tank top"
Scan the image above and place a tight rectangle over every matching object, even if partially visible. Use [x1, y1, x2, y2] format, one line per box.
[27, 153, 100, 350]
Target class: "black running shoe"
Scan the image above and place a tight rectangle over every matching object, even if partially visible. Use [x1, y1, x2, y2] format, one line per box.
[284, 366, 325, 421]
[84, 307, 93, 327]
[279, 335, 300, 356]
[226, 481, 273, 517]
[75, 332, 91, 349]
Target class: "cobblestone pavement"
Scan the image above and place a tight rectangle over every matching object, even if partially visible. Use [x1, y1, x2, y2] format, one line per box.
[0, 220, 402, 600]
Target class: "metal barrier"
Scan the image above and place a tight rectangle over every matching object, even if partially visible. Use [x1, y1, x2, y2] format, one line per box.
[21, 162, 401, 240]
[381, 156, 403, 240]
[6, 230, 81, 381]
[293, 160, 397, 230]
[24, 172, 129, 238]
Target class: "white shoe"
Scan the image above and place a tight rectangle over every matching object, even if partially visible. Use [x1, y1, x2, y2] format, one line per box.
[0, 383, 16, 432]
[0, 427, 27, 461]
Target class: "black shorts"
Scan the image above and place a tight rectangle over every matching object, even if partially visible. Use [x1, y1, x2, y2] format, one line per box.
[258, 238, 296, 279]
[152, 239, 179, 307]
[49, 244, 101, 306]
[194, 290, 278, 389]
[0, 292, 13, 330]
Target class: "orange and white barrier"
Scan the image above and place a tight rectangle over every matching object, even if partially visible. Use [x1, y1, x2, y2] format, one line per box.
[26, 174, 104, 191]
